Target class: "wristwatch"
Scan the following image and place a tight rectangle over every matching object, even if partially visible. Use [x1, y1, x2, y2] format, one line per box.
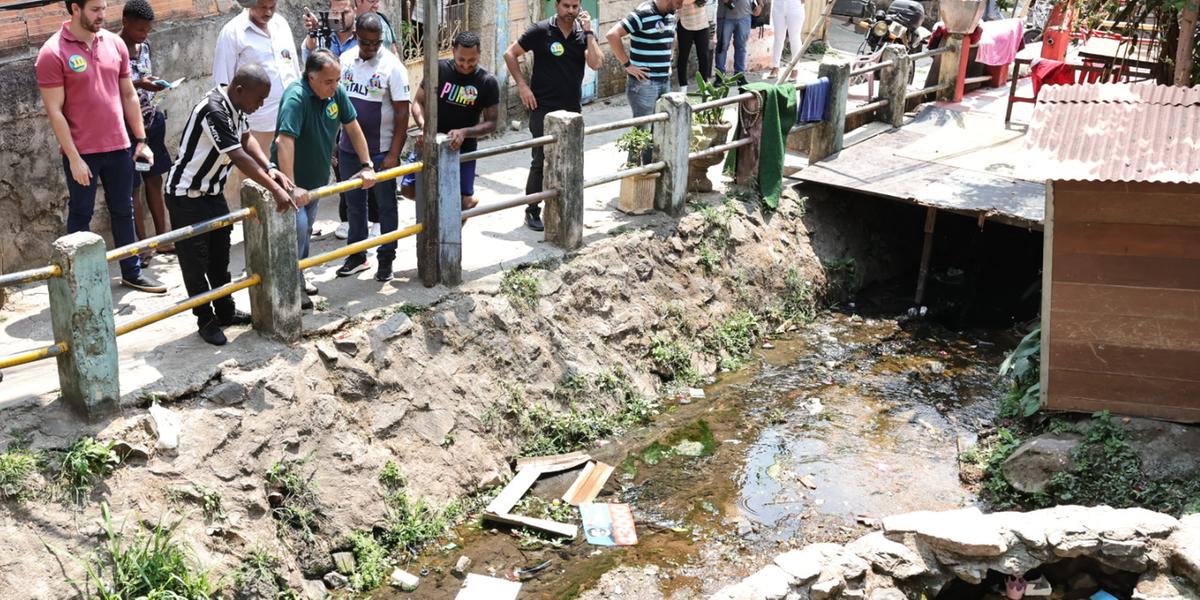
[360, 160, 374, 169]
[584, 30, 595, 37]
[623, 60, 631, 68]
[133, 137, 147, 144]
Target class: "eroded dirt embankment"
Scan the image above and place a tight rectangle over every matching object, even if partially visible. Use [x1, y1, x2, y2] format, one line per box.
[0, 189, 837, 598]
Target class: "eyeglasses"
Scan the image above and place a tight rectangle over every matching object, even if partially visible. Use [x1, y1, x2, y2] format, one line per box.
[357, 38, 383, 47]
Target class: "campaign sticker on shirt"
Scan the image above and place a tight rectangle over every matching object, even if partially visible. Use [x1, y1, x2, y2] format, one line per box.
[325, 100, 339, 120]
[68, 54, 88, 73]
[550, 41, 565, 57]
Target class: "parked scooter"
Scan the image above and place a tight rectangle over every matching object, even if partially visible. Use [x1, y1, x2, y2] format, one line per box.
[857, 0, 932, 54]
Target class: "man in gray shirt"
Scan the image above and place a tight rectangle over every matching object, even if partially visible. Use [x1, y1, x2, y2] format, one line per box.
[714, 0, 761, 80]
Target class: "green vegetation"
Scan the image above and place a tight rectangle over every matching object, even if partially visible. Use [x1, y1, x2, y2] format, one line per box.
[500, 268, 541, 310]
[379, 460, 407, 490]
[79, 503, 213, 599]
[821, 257, 860, 300]
[711, 310, 761, 371]
[649, 335, 699, 384]
[998, 327, 1041, 418]
[978, 412, 1200, 517]
[58, 437, 120, 501]
[0, 447, 39, 501]
[490, 371, 657, 456]
[769, 268, 817, 325]
[697, 243, 722, 274]
[615, 127, 655, 167]
[349, 532, 390, 591]
[265, 458, 322, 537]
[511, 495, 575, 548]
[692, 200, 736, 273]
[226, 548, 292, 599]
[396, 302, 425, 317]
[688, 72, 736, 125]
[638, 420, 719, 467]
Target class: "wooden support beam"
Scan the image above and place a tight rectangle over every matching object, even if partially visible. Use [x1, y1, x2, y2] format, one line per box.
[914, 206, 938, 306]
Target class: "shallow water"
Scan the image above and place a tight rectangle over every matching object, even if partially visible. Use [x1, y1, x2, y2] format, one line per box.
[376, 312, 1009, 599]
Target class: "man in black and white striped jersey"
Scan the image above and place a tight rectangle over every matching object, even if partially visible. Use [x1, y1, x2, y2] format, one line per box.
[165, 63, 299, 346]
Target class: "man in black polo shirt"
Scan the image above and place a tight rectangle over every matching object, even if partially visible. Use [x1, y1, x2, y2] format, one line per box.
[503, 0, 603, 232]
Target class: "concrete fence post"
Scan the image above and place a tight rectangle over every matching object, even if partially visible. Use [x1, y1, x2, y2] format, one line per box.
[809, 59, 850, 164]
[652, 92, 691, 216]
[734, 91, 764, 186]
[543, 110, 584, 250]
[48, 232, 118, 419]
[241, 181, 301, 342]
[416, 134, 462, 286]
[938, 34, 967, 102]
[880, 44, 912, 127]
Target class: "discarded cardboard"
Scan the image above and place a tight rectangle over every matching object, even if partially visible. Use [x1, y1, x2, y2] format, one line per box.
[485, 467, 542, 515]
[484, 511, 578, 538]
[515, 451, 592, 473]
[580, 502, 638, 546]
[455, 573, 521, 600]
[562, 461, 615, 506]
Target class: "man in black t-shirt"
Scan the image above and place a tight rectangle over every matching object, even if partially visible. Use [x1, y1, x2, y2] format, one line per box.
[408, 31, 499, 211]
[503, 0, 603, 232]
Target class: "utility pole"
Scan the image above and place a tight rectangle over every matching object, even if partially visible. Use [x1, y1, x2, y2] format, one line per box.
[418, 0, 441, 286]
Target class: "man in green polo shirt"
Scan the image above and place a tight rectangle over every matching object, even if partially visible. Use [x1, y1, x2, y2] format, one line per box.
[272, 48, 376, 309]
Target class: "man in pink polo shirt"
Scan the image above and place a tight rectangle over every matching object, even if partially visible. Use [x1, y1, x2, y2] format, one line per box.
[36, 0, 166, 292]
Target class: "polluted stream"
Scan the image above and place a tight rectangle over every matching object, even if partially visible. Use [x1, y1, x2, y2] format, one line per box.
[375, 311, 1011, 599]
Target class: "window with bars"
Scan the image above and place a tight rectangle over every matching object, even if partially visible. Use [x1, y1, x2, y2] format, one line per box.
[398, 0, 470, 62]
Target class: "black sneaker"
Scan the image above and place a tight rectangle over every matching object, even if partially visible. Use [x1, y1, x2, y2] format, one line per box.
[336, 255, 370, 278]
[198, 320, 227, 346]
[375, 259, 393, 282]
[524, 209, 544, 232]
[122, 273, 167, 294]
[218, 309, 252, 327]
[301, 295, 313, 311]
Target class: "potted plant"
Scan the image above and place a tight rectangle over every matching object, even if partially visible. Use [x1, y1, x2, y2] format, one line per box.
[687, 73, 737, 193]
[615, 127, 658, 215]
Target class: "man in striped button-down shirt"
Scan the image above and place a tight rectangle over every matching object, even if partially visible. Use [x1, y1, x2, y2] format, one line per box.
[606, 0, 683, 120]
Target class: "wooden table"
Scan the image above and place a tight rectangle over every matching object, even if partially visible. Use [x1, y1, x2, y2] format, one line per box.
[1077, 36, 1161, 81]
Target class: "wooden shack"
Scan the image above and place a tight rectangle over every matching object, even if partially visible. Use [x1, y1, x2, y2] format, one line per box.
[1026, 82, 1200, 422]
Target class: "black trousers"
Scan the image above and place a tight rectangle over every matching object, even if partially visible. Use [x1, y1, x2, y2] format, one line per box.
[676, 26, 713, 87]
[166, 194, 235, 327]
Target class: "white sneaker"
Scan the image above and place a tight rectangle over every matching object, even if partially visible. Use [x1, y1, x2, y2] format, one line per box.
[370, 222, 381, 238]
[335, 222, 349, 240]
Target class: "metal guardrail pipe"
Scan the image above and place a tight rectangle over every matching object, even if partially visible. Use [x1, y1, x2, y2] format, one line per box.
[849, 59, 895, 77]
[461, 136, 556, 162]
[307, 162, 424, 202]
[583, 113, 669, 136]
[906, 82, 952, 99]
[0, 341, 67, 370]
[114, 275, 261, 337]
[462, 189, 558, 220]
[963, 74, 993, 85]
[583, 161, 667, 189]
[909, 46, 951, 60]
[846, 98, 890, 117]
[0, 264, 62, 289]
[299, 222, 423, 270]
[789, 121, 821, 134]
[688, 137, 752, 162]
[691, 91, 757, 113]
[107, 207, 255, 263]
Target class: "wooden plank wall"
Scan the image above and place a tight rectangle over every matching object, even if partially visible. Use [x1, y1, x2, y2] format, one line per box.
[1042, 180, 1200, 422]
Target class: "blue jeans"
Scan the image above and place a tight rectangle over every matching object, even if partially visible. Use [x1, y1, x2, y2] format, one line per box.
[626, 75, 671, 118]
[715, 16, 752, 76]
[339, 150, 398, 262]
[295, 198, 320, 260]
[62, 149, 140, 279]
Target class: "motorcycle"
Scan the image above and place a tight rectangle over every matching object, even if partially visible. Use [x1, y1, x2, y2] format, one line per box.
[856, 0, 932, 55]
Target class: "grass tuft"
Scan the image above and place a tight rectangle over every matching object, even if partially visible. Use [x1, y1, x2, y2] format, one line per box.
[79, 503, 213, 599]
[58, 437, 120, 501]
[0, 447, 39, 502]
[500, 268, 541, 310]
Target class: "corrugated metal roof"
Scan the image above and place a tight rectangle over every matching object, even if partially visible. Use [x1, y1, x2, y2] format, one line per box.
[1025, 83, 1200, 183]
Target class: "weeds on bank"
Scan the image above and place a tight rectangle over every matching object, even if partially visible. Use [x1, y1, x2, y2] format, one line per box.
[710, 310, 761, 371]
[997, 327, 1042, 418]
[58, 437, 120, 501]
[511, 495, 574, 549]
[265, 458, 322, 537]
[227, 548, 294, 599]
[75, 503, 214, 599]
[0, 446, 39, 502]
[977, 411, 1200, 517]
[763, 268, 818, 328]
[649, 335, 699, 384]
[693, 200, 737, 273]
[501, 267, 541, 310]
[821, 257, 860, 301]
[488, 371, 657, 456]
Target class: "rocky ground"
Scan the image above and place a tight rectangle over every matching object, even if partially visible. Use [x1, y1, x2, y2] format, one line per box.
[0, 187, 829, 598]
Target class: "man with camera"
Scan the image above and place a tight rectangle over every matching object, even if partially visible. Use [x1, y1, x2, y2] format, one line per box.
[213, 0, 300, 207]
[714, 0, 762, 82]
[301, 0, 355, 60]
[503, 0, 603, 232]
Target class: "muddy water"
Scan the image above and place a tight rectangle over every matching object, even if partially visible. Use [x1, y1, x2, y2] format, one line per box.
[376, 313, 1009, 599]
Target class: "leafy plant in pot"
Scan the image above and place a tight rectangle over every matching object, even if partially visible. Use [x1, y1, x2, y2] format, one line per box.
[688, 72, 736, 193]
[615, 127, 659, 215]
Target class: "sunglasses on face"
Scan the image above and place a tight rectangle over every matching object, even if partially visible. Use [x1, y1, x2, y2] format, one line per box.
[357, 38, 383, 47]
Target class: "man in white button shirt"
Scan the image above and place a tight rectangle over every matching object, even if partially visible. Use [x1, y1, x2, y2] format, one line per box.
[213, 0, 300, 205]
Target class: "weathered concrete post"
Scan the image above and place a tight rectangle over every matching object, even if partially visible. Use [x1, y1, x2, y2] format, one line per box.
[734, 91, 764, 186]
[241, 181, 301, 342]
[809, 59, 850, 164]
[48, 232, 118, 418]
[938, 34, 968, 102]
[416, 134, 462, 286]
[652, 92, 691, 216]
[543, 110, 584, 250]
[880, 44, 912, 127]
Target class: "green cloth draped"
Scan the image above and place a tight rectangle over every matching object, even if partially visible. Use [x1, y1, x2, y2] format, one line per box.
[723, 82, 798, 209]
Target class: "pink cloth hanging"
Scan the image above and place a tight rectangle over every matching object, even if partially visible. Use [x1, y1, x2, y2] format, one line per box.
[977, 18, 1024, 66]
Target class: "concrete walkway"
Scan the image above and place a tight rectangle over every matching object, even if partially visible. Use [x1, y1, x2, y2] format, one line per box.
[0, 95, 736, 409]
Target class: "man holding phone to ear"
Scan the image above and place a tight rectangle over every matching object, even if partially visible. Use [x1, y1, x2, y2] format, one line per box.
[503, 0, 603, 232]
